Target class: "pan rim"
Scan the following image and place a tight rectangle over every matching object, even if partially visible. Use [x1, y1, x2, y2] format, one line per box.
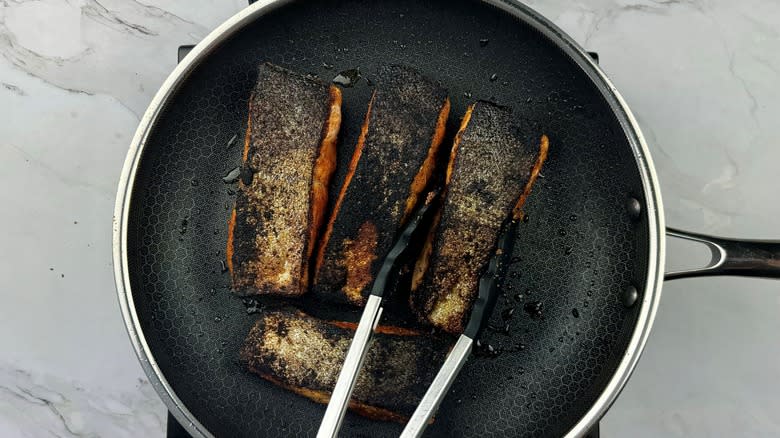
[112, 0, 666, 436]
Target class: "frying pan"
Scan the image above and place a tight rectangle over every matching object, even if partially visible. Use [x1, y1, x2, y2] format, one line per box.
[112, 0, 780, 436]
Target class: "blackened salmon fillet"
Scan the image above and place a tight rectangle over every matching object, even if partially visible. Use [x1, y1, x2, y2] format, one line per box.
[313, 65, 450, 306]
[227, 63, 342, 296]
[240, 308, 450, 422]
[410, 101, 549, 333]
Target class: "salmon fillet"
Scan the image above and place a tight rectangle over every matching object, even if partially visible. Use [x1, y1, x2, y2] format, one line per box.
[227, 63, 342, 296]
[313, 65, 450, 306]
[240, 308, 450, 422]
[410, 101, 549, 333]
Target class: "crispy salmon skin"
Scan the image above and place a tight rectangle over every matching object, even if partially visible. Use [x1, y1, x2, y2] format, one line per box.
[240, 308, 450, 422]
[227, 63, 341, 296]
[313, 65, 450, 306]
[410, 101, 549, 333]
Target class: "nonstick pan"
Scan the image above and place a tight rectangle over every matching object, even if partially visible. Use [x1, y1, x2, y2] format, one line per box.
[112, 0, 780, 436]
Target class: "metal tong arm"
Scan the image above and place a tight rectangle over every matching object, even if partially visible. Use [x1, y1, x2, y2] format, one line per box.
[400, 335, 473, 438]
[317, 193, 440, 438]
[401, 219, 518, 438]
[318, 295, 383, 438]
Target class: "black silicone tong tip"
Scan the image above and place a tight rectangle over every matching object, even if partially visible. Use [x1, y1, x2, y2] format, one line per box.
[370, 190, 441, 298]
[463, 219, 519, 339]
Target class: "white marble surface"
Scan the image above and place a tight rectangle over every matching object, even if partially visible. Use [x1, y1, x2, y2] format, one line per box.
[0, 0, 778, 436]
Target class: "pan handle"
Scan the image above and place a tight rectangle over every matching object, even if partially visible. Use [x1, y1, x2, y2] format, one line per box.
[665, 228, 780, 280]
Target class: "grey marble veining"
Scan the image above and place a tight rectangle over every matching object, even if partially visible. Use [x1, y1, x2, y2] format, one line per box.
[1, 0, 778, 436]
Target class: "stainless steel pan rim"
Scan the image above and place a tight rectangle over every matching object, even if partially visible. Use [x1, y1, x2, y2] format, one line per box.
[112, 0, 665, 436]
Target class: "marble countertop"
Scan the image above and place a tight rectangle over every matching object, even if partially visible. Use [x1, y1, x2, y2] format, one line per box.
[1, 0, 778, 436]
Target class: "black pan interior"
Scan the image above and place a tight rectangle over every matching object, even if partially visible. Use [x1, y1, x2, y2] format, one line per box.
[126, 0, 650, 436]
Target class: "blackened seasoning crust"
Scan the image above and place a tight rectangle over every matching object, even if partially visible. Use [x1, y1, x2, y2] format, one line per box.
[410, 101, 549, 333]
[313, 65, 450, 306]
[240, 308, 450, 422]
[227, 63, 342, 296]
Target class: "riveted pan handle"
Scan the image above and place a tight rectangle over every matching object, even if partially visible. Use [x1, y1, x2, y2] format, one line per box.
[665, 228, 780, 280]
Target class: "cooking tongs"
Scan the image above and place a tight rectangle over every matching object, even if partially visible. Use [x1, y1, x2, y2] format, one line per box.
[317, 192, 441, 438]
[317, 192, 517, 438]
[400, 218, 517, 437]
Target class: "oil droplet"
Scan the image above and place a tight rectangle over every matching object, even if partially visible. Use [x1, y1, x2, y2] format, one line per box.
[222, 166, 240, 183]
[209, 288, 215, 294]
[558, 229, 567, 236]
[190, 179, 199, 186]
[474, 340, 502, 358]
[522, 214, 530, 223]
[322, 62, 334, 69]
[517, 343, 526, 350]
[214, 316, 222, 322]
[513, 293, 524, 302]
[490, 73, 498, 82]
[558, 336, 564, 343]
[571, 308, 580, 318]
[569, 214, 578, 221]
[501, 307, 515, 320]
[226, 134, 238, 149]
[179, 218, 188, 234]
[463, 91, 472, 98]
[332, 68, 360, 87]
[479, 38, 489, 47]
[523, 301, 543, 319]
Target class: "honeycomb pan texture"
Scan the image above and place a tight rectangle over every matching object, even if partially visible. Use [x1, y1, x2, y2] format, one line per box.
[125, 0, 651, 436]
